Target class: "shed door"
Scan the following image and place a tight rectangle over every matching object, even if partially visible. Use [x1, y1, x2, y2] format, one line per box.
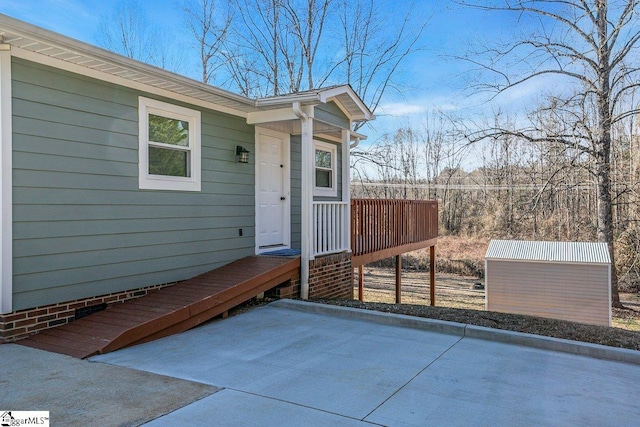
[256, 129, 290, 250]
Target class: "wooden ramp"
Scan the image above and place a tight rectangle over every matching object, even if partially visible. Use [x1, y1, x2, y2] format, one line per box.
[18, 256, 300, 359]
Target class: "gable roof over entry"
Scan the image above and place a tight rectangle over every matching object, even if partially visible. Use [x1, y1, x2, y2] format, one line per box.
[257, 85, 373, 122]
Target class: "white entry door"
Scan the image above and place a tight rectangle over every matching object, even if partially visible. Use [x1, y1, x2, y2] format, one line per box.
[256, 128, 290, 251]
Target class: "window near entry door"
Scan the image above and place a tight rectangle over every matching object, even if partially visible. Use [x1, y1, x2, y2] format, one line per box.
[314, 140, 337, 197]
[138, 97, 201, 191]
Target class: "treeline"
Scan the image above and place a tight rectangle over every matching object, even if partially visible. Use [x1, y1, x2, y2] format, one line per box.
[352, 123, 640, 292]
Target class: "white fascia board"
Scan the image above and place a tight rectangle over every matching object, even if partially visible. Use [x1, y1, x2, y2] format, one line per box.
[247, 108, 300, 124]
[256, 87, 373, 122]
[256, 93, 321, 107]
[0, 45, 12, 314]
[313, 133, 342, 143]
[315, 85, 350, 102]
[350, 130, 368, 141]
[314, 129, 367, 144]
[0, 14, 254, 110]
[321, 86, 373, 120]
[11, 47, 250, 119]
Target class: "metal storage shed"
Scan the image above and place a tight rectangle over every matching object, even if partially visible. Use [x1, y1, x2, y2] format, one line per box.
[485, 240, 611, 327]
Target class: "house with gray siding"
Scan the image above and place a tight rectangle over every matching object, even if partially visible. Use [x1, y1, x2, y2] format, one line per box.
[0, 14, 372, 341]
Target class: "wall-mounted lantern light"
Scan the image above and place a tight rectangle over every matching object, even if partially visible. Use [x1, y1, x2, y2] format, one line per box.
[236, 145, 250, 163]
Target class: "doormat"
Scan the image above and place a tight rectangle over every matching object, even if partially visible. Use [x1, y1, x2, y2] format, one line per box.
[261, 249, 301, 256]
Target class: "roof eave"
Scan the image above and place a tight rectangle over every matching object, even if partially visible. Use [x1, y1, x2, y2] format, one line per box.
[255, 92, 323, 107]
[1, 14, 375, 122]
[256, 84, 374, 122]
[0, 13, 256, 112]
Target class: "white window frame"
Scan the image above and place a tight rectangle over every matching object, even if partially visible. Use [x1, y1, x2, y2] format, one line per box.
[138, 97, 201, 191]
[313, 140, 337, 197]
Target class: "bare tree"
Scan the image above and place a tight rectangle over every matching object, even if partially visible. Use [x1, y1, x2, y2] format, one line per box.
[219, 0, 282, 96]
[282, 0, 332, 91]
[102, 0, 425, 115]
[182, 0, 232, 84]
[217, 0, 425, 119]
[350, 128, 425, 200]
[97, 0, 154, 61]
[458, 0, 640, 307]
[217, 0, 312, 96]
[95, 0, 183, 72]
[422, 112, 446, 200]
[336, 0, 427, 128]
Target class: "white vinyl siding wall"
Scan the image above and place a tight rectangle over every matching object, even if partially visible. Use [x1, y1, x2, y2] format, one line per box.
[485, 240, 611, 327]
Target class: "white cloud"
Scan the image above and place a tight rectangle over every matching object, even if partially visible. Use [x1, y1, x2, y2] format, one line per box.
[377, 102, 428, 117]
[378, 93, 464, 118]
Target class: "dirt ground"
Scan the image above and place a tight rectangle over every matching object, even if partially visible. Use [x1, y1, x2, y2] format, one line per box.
[355, 267, 640, 332]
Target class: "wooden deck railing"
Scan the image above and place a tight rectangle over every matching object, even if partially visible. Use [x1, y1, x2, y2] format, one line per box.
[351, 199, 438, 266]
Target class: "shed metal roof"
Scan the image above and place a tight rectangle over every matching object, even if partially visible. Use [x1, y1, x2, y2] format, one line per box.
[485, 240, 611, 265]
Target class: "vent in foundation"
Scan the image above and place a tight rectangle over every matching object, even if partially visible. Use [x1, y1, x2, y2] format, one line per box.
[75, 303, 107, 320]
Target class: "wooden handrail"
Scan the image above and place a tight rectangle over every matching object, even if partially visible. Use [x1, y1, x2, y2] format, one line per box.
[351, 199, 438, 266]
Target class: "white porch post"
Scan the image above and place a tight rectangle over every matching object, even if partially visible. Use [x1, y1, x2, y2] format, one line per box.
[342, 129, 351, 250]
[296, 103, 314, 300]
[0, 44, 13, 314]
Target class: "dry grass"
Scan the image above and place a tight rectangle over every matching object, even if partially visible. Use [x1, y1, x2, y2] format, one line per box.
[614, 294, 640, 331]
[371, 235, 489, 277]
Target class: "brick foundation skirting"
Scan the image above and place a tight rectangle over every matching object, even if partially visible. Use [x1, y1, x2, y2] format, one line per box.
[0, 283, 174, 343]
[266, 277, 301, 299]
[265, 253, 353, 300]
[308, 252, 353, 299]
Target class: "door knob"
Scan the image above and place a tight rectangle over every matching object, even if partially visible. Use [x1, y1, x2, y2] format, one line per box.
[280, 196, 286, 200]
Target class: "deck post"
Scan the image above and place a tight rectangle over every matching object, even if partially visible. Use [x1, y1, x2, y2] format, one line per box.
[358, 265, 364, 301]
[395, 255, 401, 304]
[350, 199, 438, 305]
[430, 245, 435, 306]
[350, 265, 354, 299]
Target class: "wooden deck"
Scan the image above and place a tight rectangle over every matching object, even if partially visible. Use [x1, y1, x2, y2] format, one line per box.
[351, 199, 438, 267]
[351, 199, 438, 305]
[18, 256, 300, 359]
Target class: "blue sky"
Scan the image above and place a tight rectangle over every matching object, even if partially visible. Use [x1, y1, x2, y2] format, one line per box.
[1, 1, 545, 152]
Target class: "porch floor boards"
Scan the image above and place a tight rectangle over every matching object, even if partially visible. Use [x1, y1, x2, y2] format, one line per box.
[18, 256, 300, 359]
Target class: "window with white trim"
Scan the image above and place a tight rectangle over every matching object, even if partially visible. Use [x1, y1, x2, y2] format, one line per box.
[138, 97, 201, 191]
[313, 140, 337, 197]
